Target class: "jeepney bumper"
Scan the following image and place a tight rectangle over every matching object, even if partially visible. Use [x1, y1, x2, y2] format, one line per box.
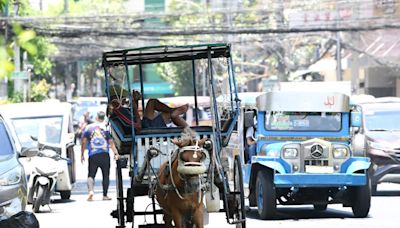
[246, 156, 370, 188]
[274, 173, 367, 187]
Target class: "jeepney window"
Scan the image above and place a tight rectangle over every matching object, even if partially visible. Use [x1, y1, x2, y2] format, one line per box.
[265, 111, 341, 131]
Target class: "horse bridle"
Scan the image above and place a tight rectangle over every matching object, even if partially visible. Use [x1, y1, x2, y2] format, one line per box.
[168, 140, 209, 201]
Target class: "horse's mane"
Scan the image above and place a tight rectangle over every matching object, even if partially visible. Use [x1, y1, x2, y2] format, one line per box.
[179, 127, 198, 147]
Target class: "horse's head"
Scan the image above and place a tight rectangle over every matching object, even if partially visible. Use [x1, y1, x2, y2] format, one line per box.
[171, 128, 212, 175]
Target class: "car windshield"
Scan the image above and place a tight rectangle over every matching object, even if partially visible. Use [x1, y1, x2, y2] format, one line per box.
[0, 120, 14, 156]
[12, 116, 63, 148]
[265, 111, 342, 131]
[364, 110, 400, 131]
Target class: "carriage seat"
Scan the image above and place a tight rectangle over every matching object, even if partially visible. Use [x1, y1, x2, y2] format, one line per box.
[109, 115, 215, 140]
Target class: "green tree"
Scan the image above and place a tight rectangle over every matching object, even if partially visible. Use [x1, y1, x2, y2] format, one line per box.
[156, 61, 193, 96]
[30, 79, 50, 102]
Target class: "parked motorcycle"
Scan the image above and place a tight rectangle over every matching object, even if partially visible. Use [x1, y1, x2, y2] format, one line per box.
[21, 144, 69, 213]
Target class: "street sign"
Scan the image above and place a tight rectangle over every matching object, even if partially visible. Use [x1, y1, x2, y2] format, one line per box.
[11, 71, 29, 80]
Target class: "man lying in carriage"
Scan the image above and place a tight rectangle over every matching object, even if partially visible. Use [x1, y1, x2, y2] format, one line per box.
[102, 43, 246, 228]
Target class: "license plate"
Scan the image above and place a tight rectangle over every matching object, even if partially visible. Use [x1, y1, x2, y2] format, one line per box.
[305, 165, 334, 173]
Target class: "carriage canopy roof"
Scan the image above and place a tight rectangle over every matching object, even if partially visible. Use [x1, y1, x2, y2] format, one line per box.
[256, 91, 350, 112]
[102, 43, 231, 66]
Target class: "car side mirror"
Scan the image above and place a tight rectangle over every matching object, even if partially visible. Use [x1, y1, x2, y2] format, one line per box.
[20, 147, 39, 157]
[351, 111, 362, 128]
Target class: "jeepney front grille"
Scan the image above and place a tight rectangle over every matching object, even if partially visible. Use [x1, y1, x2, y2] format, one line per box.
[301, 141, 333, 173]
[304, 159, 329, 166]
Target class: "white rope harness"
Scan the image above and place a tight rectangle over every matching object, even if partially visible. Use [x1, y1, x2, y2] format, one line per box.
[168, 140, 208, 201]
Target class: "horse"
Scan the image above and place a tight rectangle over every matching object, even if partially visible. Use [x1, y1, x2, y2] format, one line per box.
[155, 127, 212, 228]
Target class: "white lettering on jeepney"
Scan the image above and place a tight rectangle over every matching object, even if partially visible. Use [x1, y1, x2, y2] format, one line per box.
[324, 96, 335, 108]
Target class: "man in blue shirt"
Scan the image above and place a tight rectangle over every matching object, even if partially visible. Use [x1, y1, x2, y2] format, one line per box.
[81, 111, 119, 201]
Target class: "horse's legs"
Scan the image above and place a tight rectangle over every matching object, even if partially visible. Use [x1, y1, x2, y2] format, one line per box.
[192, 207, 204, 228]
[171, 209, 185, 228]
[163, 210, 174, 228]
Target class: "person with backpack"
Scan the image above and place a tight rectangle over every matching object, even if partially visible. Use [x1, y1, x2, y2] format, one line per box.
[80, 111, 120, 201]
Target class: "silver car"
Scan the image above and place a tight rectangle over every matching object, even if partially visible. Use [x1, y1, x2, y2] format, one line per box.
[0, 114, 27, 221]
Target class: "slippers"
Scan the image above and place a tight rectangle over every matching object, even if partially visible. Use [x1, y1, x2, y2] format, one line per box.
[87, 191, 94, 201]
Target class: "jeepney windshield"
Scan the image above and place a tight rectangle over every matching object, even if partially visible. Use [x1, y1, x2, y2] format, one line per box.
[265, 111, 341, 131]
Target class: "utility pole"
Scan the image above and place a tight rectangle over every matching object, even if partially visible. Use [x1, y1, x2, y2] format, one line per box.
[63, 0, 69, 14]
[336, 32, 342, 81]
[12, 1, 23, 96]
[350, 4, 360, 95]
[336, 1, 342, 81]
[275, 0, 286, 83]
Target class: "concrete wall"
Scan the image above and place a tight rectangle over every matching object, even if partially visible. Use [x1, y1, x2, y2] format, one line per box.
[364, 67, 397, 97]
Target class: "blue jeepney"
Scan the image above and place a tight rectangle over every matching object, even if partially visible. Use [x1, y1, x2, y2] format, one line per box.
[242, 91, 371, 219]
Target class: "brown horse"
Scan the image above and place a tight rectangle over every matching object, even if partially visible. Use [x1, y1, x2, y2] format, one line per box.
[155, 127, 211, 228]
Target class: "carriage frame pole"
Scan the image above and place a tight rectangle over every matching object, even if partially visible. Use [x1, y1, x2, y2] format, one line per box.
[139, 63, 145, 117]
[191, 59, 199, 126]
[123, 51, 138, 177]
[207, 47, 231, 223]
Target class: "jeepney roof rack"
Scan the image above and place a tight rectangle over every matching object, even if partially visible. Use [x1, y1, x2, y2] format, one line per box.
[102, 43, 231, 66]
[257, 91, 350, 112]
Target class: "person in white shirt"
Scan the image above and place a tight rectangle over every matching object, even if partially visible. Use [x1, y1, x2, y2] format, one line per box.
[245, 117, 257, 163]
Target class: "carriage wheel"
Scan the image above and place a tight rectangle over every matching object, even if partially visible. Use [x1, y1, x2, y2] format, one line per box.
[116, 159, 126, 227]
[233, 155, 246, 228]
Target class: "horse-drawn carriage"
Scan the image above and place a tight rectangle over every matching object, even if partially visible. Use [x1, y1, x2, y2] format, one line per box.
[102, 43, 246, 228]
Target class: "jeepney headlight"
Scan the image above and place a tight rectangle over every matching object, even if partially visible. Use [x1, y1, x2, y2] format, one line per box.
[266, 150, 280, 158]
[261, 144, 280, 158]
[283, 148, 298, 159]
[333, 147, 349, 159]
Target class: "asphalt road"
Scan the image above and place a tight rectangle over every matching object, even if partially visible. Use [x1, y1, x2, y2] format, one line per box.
[29, 146, 400, 228]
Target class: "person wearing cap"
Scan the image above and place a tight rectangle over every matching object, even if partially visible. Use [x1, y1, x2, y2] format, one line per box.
[81, 111, 120, 201]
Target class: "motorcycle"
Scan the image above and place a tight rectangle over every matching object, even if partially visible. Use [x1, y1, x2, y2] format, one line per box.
[21, 143, 69, 213]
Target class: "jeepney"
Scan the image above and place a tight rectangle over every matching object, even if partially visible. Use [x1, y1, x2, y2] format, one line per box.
[237, 91, 371, 219]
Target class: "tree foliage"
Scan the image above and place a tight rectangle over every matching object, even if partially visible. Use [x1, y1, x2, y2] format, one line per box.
[30, 79, 50, 102]
[156, 61, 194, 96]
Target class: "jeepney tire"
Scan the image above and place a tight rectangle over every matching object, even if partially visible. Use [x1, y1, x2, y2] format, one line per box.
[371, 184, 378, 196]
[313, 204, 328, 211]
[60, 190, 71, 200]
[350, 176, 371, 218]
[256, 169, 276, 220]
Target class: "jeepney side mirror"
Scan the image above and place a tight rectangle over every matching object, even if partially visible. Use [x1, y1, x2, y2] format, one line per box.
[244, 111, 255, 128]
[351, 111, 362, 129]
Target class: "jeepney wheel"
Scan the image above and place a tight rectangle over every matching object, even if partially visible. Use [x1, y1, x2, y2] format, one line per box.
[233, 155, 246, 228]
[371, 184, 378, 196]
[256, 169, 276, 220]
[350, 174, 371, 218]
[313, 204, 328, 211]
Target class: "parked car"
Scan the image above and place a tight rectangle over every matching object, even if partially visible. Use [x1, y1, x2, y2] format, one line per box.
[0, 102, 76, 201]
[0, 114, 27, 221]
[352, 99, 400, 193]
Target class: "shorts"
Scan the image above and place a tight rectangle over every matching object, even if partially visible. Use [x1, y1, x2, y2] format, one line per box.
[142, 114, 167, 128]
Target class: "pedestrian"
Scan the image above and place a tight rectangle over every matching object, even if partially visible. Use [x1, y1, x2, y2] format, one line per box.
[76, 111, 92, 144]
[245, 116, 257, 163]
[80, 111, 120, 201]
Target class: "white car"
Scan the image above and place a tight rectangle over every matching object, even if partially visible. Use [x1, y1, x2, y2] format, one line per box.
[0, 101, 76, 200]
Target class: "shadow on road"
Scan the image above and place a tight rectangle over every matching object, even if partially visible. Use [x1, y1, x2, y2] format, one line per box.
[245, 206, 365, 221]
[373, 190, 400, 197]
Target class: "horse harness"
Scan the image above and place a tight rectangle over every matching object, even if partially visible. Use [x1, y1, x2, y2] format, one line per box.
[159, 142, 210, 202]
